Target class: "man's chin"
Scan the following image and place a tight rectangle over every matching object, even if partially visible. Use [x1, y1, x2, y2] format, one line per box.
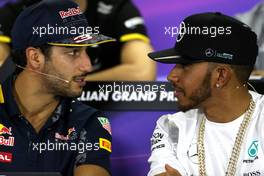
[63, 89, 83, 98]
[68, 85, 84, 97]
[176, 101, 198, 112]
[71, 91, 83, 98]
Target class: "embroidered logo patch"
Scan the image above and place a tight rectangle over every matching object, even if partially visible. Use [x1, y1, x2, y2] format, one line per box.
[0, 123, 12, 135]
[0, 136, 14, 147]
[98, 117, 111, 135]
[55, 127, 76, 141]
[0, 152, 12, 163]
[59, 7, 82, 19]
[248, 140, 258, 157]
[99, 138, 111, 152]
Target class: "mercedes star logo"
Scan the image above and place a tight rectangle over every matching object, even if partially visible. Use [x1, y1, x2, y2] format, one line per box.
[205, 48, 215, 57]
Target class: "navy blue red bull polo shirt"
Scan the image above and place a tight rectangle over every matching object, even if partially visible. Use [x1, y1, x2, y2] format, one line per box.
[0, 76, 112, 175]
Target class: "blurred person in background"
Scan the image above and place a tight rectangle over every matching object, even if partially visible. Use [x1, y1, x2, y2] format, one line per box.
[236, 2, 264, 76]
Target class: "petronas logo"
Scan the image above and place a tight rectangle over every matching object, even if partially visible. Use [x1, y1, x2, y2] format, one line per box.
[248, 140, 258, 157]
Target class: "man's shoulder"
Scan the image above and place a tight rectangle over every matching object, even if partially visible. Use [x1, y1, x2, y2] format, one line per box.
[69, 100, 109, 124]
[157, 109, 200, 123]
[156, 109, 200, 132]
[250, 91, 264, 117]
[69, 99, 112, 135]
[97, 0, 128, 9]
[251, 91, 264, 108]
[69, 99, 101, 118]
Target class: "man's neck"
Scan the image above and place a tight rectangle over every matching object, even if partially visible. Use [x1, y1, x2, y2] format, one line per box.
[202, 90, 252, 123]
[13, 72, 60, 132]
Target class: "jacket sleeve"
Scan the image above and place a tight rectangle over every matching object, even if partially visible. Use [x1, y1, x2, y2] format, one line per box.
[147, 115, 187, 176]
[74, 112, 112, 175]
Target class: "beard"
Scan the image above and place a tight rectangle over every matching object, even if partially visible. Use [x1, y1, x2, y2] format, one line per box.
[41, 62, 83, 98]
[177, 70, 212, 112]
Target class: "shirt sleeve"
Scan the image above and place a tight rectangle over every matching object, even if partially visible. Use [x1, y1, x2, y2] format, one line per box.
[114, 0, 150, 43]
[74, 112, 112, 174]
[147, 115, 187, 176]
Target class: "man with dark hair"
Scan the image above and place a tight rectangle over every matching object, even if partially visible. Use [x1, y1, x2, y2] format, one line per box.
[147, 12, 263, 176]
[0, 0, 112, 175]
[0, 0, 156, 82]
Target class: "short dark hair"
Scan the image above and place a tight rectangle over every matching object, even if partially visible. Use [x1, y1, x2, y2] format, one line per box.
[230, 64, 254, 84]
[11, 44, 52, 74]
[208, 62, 254, 84]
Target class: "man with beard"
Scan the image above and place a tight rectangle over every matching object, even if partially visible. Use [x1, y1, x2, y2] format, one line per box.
[0, 0, 156, 82]
[0, 0, 112, 175]
[147, 12, 264, 176]
[0, 0, 88, 82]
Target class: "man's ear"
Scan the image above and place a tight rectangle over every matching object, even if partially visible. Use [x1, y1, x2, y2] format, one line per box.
[213, 64, 232, 88]
[25, 47, 45, 70]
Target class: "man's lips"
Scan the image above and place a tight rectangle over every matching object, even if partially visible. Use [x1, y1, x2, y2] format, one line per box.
[172, 85, 185, 97]
[174, 90, 184, 97]
[73, 76, 86, 87]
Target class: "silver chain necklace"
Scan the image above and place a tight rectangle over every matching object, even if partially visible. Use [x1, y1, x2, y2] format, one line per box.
[198, 98, 255, 176]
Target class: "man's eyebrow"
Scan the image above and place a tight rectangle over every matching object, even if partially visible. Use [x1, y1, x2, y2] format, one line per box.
[63, 46, 87, 50]
[64, 46, 80, 49]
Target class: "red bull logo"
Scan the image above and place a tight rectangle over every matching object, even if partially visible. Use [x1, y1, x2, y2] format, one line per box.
[0, 123, 12, 135]
[55, 127, 75, 141]
[0, 136, 14, 146]
[59, 7, 82, 19]
[74, 34, 93, 43]
[0, 152, 12, 163]
[68, 127, 75, 135]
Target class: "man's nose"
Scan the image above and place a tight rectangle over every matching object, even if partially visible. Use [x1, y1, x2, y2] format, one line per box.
[80, 51, 93, 73]
[167, 65, 180, 83]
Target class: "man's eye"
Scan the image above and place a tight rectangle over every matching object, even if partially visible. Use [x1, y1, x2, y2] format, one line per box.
[68, 49, 80, 56]
[181, 63, 190, 68]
